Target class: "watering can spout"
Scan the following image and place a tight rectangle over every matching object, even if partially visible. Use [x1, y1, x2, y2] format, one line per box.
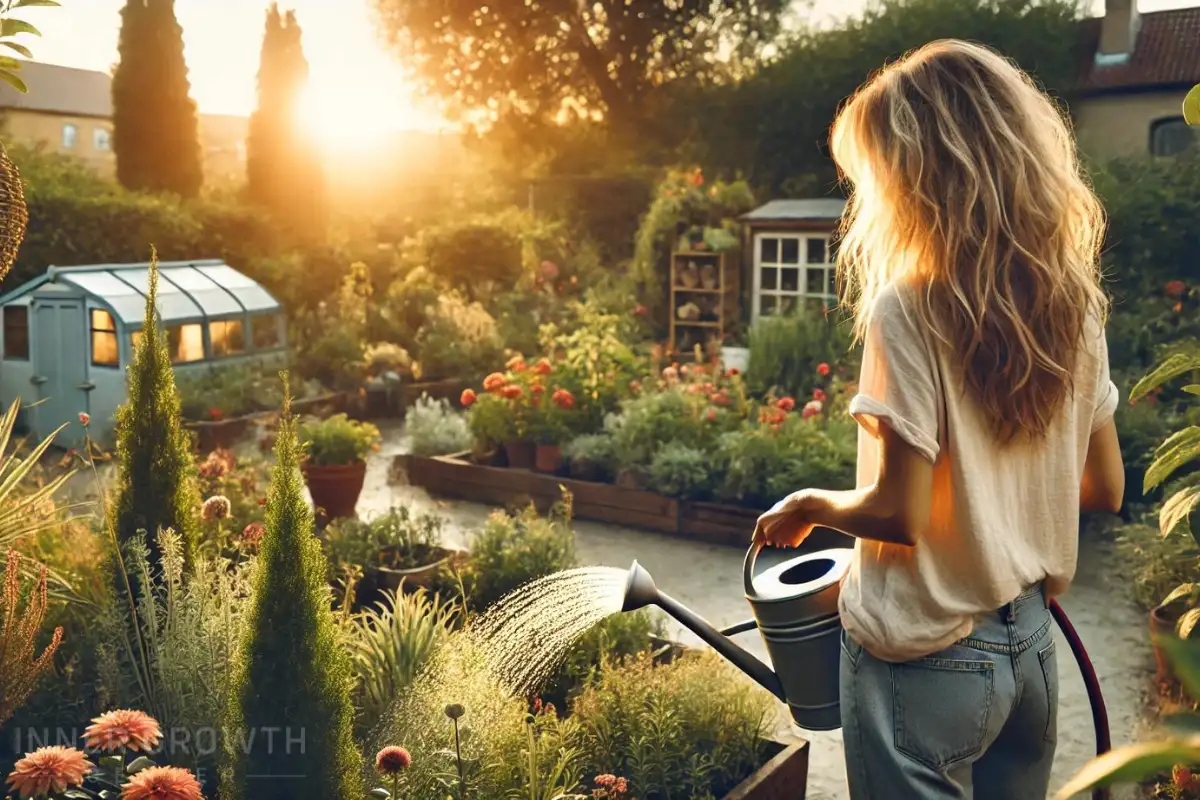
[620, 560, 786, 703]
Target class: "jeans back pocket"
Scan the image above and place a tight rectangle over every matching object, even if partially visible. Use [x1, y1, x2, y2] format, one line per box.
[891, 654, 995, 771]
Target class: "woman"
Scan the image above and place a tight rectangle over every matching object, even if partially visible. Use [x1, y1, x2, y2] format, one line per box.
[754, 39, 1125, 799]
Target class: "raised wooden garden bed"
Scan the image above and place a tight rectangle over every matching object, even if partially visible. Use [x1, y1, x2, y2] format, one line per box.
[725, 738, 810, 800]
[185, 392, 347, 452]
[396, 452, 851, 550]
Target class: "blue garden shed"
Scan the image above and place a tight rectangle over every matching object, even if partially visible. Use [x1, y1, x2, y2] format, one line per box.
[0, 259, 286, 449]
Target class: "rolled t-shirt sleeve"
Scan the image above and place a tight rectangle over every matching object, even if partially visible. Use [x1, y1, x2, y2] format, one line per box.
[1091, 324, 1119, 433]
[848, 288, 941, 464]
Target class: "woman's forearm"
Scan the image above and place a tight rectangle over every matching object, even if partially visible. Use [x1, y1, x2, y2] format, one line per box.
[802, 485, 920, 547]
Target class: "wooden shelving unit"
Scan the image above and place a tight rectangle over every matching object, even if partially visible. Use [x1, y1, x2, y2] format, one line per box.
[668, 250, 739, 356]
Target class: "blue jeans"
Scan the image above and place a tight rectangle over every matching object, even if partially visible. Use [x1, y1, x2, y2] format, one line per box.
[840, 585, 1058, 799]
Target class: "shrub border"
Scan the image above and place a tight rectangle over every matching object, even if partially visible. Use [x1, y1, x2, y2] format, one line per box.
[394, 452, 851, 551]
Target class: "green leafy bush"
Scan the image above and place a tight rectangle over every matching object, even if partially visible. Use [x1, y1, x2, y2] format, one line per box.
[415, 293, 505, 382]
[300, 413, 381, 466]
[538, 610, 665, 713]
[564, 433, 617, 482]
[606, 389, 718, 474]
[177, 363, 325, 422]
[405, 395, 472, 457]
[461, 500, 576, 614]
[647, 442, 713, 500]
[468, 391, 516, 451]
[745, 310, 855, 401]
[572, 650, 773, 800]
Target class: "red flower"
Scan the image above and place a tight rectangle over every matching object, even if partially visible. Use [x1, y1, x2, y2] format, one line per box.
[629, 380, 641, 393]
[507, 356, 527, 373]
[483, 373, 507, 393]
[1166, 280, 1187, 299]
[535, 358, 553, 375]
[777, 397, 796, 412]
[802, 400, 823, 419]
[812, 388, 827, 403]
[634, 304, 648, 317]
[817, 363, 831, 377]
[726, 368, 740, 377]
[376, 746, 412, 775]
[209, 408, 224, 421]
[688, 168, 704, 187]
[551, 389, 575, 409]
[711, 393, 732, 407]
[501, 385, 523, 400]
[530, 383, 545, 397]
[460, 389, 477, 408]
[78, 412, 90, 427]
[705, 408, 718, 422]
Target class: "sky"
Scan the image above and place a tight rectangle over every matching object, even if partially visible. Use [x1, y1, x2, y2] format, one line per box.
[11, 0, 1200, 137]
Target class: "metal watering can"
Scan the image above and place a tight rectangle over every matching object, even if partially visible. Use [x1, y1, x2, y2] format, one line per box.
[622, 542, 852, 731]
[621, 541, 1114, 798]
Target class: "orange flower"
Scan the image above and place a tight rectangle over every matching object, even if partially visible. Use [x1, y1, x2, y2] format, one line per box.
[7, 746, 92, 798]
[506, 355, 527, 372]
[551, 389, 575, 409]
[535, 358, 553, 375]
[120, 766, 202, 800]
[460, 389, 477, 408]
[501, 384, 523, 400]
[777, 397, 796, 412]
[483, 373, 507, 393]
[1166, 280, 1187, 299]
[84, 709, 162, 754]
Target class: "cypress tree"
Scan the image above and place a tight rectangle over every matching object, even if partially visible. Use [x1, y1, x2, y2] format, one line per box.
[109, 248, 201, 573]
[111, 0, 204, 197]
[247, 4, 326, 235]
[220, 379, 363, 800]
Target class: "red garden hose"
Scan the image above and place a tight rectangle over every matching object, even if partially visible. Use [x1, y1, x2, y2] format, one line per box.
[1050, 598, 1112, 800]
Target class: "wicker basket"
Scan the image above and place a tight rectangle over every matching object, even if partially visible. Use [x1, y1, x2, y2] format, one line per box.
[0, 140, 27, 283]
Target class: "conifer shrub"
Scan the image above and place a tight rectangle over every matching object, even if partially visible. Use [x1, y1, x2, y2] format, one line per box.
[220, 377, 364, 800]
[109, 249, 201, 572]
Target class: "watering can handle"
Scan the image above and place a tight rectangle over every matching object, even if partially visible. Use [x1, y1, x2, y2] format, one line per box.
[743, 540, 764, 597]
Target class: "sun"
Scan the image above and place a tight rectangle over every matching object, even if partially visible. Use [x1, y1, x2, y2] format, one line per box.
[294, 80, 401, 150]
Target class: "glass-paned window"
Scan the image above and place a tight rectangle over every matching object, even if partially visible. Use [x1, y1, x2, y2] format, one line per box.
[91, 309, 118, 367]
[1151, 117, 1199, 157]
[3, 306, 29, 360]
[62, 123, 78, 149]
[753, 233, 836, 320]
[93, 127, 111, 151]
[251, 314, 282, 350]
[131, 323, 205, 364]
[210, 319, 245, 357]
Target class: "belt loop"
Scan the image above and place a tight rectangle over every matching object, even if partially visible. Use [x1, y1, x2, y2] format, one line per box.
[1006, 601, 1017, 624]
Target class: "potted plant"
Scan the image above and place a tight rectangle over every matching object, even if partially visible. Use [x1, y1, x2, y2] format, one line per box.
[528, 387, 576, 474]
[323, 507, 463, 600]
[300, 413, 381, 519]
[363, 342, 412, 417]
[564, 433, 616, 483]
[463, 389, 513, 466]
[477, 358, 539, 469]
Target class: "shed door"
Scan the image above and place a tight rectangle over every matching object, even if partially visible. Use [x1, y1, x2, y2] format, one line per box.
[32, 300, 87, 450]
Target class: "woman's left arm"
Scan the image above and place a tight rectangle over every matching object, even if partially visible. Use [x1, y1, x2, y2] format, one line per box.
[755, 422, 932, 548]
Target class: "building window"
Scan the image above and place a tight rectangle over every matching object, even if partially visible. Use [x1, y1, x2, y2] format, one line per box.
[251, 314, 282, 350]
[62, 123, 78, 149]
[131, 323, 206, 364]
[752, 233, 836, 320]
[210, 319, 245, 357]
[1151, 117, 1199, 157]
[3, 306, 29, 360]
[91, 309, 119, 367]
[93, 127, 111, 151]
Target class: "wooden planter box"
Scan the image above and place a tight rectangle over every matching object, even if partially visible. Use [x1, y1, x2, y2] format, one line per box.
[185, 392, 347, 452]
[724, 738, 810, 800]
[396, 453, 852, 550]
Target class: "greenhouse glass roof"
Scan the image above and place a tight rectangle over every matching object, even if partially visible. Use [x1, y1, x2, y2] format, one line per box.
[35, 260, 282, 326]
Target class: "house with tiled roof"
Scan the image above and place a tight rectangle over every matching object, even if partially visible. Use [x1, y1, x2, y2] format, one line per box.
[1073, 0, 1200, 158]
[0, 61, 246, 182]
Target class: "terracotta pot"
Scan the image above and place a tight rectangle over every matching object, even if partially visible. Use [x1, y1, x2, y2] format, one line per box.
[1151, 603, 1185, 679]
[504, 440, 536, 470]
[302, 460, 367, 520]
[535, 444, 563, 474]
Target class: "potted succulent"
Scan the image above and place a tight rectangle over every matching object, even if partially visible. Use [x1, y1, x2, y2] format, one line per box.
[528, 386, 576, 474]
[300, 413, 381, 519]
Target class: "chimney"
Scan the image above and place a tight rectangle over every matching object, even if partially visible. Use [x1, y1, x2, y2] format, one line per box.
[1097, 0, 1141, 63]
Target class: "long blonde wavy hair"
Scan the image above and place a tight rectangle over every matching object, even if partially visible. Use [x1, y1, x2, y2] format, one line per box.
[831, 39, 1108, 444]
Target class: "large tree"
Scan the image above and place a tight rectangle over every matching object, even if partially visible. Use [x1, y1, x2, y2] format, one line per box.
[372, 0, 788, 140]
[246, 4, 326, 235]
[111, 0, 204, 197]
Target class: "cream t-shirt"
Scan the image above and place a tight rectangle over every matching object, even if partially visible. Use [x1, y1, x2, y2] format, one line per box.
[838, 283, 1119, 662]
